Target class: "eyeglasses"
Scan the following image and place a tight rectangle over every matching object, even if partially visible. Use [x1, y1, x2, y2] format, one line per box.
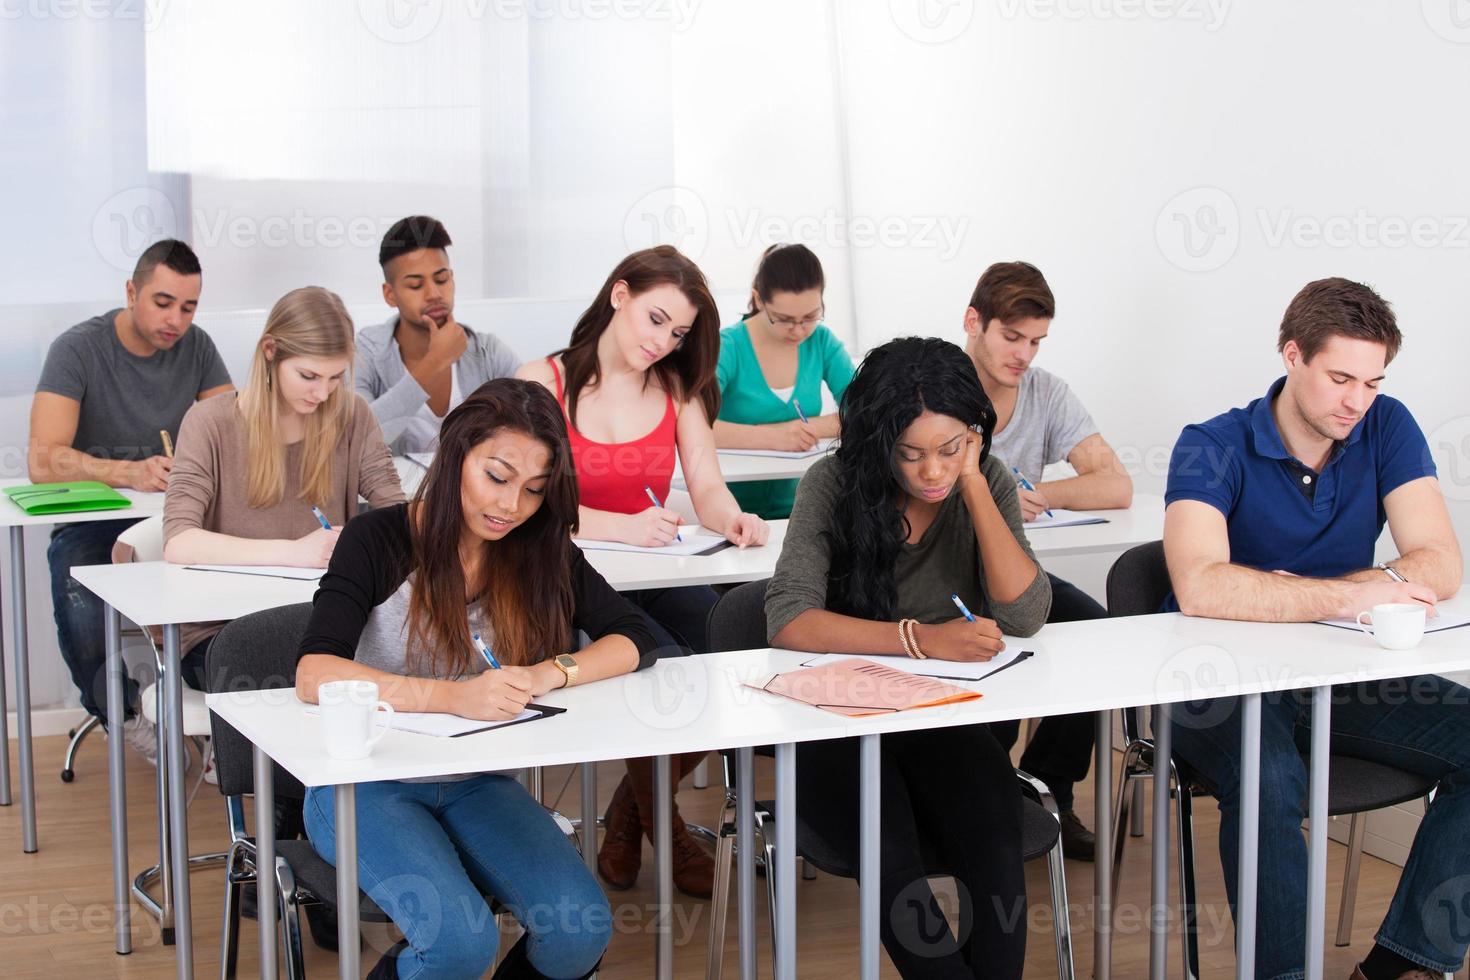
[764, 305, 824, 329]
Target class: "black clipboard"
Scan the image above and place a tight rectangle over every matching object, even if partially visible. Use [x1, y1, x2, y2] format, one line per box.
[450, 702, 566, 737]
[915, 650, 1036, 683]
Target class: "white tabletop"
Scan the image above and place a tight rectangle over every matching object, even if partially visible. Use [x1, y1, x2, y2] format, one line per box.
[1021, 492, 1164, 559]
[208, 592, 1470, 788]
[583, 522, 785, 590]
[0, 477, 163, 530]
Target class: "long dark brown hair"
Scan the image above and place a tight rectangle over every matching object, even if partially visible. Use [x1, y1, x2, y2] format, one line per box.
[406, 379, 579, 674]
[556, 245, 721, 428]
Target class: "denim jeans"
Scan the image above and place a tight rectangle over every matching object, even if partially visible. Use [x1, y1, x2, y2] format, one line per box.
[1167, 675, 1470, 978]
[989, 574, 1105, 810]
[47, 518, 140, 724]
[305, 774, 611, 979]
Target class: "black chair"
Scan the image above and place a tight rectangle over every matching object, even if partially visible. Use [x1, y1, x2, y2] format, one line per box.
[1105, 541, 1441, 978]
[702, 580, 1075, 980]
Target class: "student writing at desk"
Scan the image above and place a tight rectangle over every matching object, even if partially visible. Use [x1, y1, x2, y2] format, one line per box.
[295, 380, 658, 980]
[1164, 278, 1468, 980]
[766, 337, 1051, 979]
[518, 245, 768, 899]
[712, 244, 855, 518]
[27, 239, 233, 758]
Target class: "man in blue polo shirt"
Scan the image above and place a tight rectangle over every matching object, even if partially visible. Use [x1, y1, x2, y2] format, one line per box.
[1164, 278, 1466, 980]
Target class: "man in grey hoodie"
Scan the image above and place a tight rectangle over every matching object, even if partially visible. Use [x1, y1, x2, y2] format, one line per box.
[357, 215, 520, 455]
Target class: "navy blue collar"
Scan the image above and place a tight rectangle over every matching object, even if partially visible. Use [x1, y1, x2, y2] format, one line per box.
[1249, 375, 1365, 464]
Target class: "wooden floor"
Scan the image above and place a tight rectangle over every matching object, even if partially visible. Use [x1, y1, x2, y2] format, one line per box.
[1, 732, 1409, 978]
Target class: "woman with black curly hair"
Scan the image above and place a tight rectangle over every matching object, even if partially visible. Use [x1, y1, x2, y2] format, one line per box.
[765, 336, 1052, 978]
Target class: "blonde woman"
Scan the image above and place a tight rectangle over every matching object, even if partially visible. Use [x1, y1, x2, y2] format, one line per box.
[163, 286, 404, 685]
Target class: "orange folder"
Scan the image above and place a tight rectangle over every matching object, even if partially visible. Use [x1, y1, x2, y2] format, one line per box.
[750, 657, 982, 717]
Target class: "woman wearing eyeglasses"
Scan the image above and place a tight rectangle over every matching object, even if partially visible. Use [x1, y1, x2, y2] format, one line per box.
[712, 244, 855, 519]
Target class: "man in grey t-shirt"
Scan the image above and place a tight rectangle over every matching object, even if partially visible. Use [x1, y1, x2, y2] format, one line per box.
[962, 261, 1133, 860]
[28, 239, 232, 739]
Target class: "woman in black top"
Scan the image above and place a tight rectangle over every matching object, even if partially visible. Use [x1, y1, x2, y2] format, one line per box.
[295, 379, 657, 979]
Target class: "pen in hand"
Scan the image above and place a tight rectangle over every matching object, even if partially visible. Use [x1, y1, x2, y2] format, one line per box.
[472, 632, 502, 670]
[1010, 467, 1053, 518]
[643, 486, 682, 542]
[310, 506, 333, 531]
[951, 593, 977, 623]
[792, 398, 810, 425]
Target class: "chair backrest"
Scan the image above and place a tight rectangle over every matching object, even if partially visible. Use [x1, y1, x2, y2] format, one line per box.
[706, 579, 771, 653]
[206, 603, 315, 802]
[1105, 541, 1171, 743]
[112, 514, 165, 563]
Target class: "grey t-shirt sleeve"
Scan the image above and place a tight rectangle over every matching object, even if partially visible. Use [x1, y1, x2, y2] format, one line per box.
[764, 457, 840, 642]
[978, 454, 1052, 637]
[192, 329, 233, 393]
[1041, 373, 1098, 467]
[36, 330, 89, 401]
[481, 330, 521, 381]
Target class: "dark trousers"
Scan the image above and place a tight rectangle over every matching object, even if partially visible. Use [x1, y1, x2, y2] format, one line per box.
[990, 573, 1106, 811]
[624, 585, 718, 657]
[48, 518, 139, 724]
[797, 725, 1027, 979]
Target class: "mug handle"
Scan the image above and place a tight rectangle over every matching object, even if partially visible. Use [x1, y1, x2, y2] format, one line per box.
[1354, 611, 1375, 635]
[365, 701, 395, 751]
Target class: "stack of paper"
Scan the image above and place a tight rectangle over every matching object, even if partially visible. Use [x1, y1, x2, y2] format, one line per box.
[185, 565, 325, 581]
[717, 438, 836, 460]
[1024, 509, 1108, 530]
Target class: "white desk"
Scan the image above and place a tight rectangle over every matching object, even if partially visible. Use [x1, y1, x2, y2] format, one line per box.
[0, 480, 163, 854]
[73, 533, 783, 979]
[1021, 492, 1164, 559]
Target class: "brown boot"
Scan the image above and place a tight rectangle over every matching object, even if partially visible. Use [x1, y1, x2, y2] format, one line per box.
[596, 774, 642, 890]
[625, 754, 716, 899]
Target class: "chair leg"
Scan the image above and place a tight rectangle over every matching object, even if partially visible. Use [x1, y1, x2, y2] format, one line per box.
[275, 857, 306, 980]
[155, 679, 175, 944]
[1130, 779, 1147, 837]
[1335, 813, 1368, 947]
[1110, 743, 1144, 911]
[1046, 831, 1077, 980]
[1175, 768, 1201, 980]
[219, 842, 244, 979]
[762, 825, 781, 980]
[705, 799, 736, 980]
[60, 713, 101, 783]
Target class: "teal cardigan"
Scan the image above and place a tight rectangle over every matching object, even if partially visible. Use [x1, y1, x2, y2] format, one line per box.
[715, 320, 855, 518]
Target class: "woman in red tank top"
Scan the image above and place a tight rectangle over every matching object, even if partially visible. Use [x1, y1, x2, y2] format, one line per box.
[518, 246, 768, 900]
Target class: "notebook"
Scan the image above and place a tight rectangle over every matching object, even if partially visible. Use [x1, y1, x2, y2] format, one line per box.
[573, 533, 733, 557]
[185, 565, 326, 581]
[717, 438, 837, 460]
[799, 644, 1033, 683]
[1316, 611, 1470, 634]
[305, 702, 565, 737]
[749, 657, 982, 716]
[4, 481, 132, 516]
[1024, 509, 1108, 530]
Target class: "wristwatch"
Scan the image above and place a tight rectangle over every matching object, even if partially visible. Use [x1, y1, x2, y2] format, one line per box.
[1377, 562, 1408, 584]
[552, 654, 580, 688]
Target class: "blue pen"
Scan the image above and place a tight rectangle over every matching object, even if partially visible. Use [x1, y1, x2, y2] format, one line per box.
[310, 505, 333, 530]
[951, 593, 977, 623]
[472, 632, 502, 670]
[643, 485, 682, 542]
[792, 398, 810, 425]
[1009, 467, 1053, 518]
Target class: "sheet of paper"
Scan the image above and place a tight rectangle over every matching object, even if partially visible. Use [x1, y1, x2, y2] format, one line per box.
[406, 452, 435, 470]
[305, 705, 540, 737]
[798, 643, 1026, 682]
[717, 438, 836, 460]
[1316, 611, 1470, 634]
[573, 532, 731, 557]
[1023, 509, 1108, 530]
[184, 564, 325, 581]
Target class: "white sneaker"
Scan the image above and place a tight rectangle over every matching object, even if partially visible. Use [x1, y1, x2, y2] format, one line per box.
[199, 736, 218, 786]
[121, 715, 159, 767]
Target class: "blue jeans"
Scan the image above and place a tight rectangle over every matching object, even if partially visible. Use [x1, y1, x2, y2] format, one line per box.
[47, 518, 140, 724]
[1168, 675, 1470, 978]
[305, 775, 611, 979]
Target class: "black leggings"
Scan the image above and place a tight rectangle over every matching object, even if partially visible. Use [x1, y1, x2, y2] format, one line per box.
[796, 724, 1027, 979]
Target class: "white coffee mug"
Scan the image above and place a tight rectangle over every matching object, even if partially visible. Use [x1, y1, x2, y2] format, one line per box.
[317, 680, 395, 760]
[1354, 603, 1427, 651]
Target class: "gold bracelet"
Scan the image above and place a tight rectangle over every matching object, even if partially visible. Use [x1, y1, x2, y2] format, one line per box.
[898, 618, 915, 658]
[906, 620, 928, 660]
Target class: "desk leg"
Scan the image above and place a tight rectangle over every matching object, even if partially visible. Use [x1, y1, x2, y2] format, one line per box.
[580, 762, 597, 877]
[736, 746, 756, 980]
[11, 527, 36, 852]
[1094, 709, 1113, 980]
[335, 784, 359, 980]
[106, 605, 132, 954]
[859, 734, 880, 980]
[774, 743, 796, 980]
[1305, 686, 1330, 980]
[254, 747, 277, 980]
[655, 754, 673, 980]
[0, 537, 8, 809]
[162, 624, 193, 979]
[1237, 693, 1261, 980]
[1149, 704, 1172, 980]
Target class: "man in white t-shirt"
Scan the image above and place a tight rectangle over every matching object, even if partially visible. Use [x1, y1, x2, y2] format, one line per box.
[356, 216, 520, 455]
[963, 261, 1133, 859]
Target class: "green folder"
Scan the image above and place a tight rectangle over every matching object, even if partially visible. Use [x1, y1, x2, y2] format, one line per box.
[3, 481, 133, 516]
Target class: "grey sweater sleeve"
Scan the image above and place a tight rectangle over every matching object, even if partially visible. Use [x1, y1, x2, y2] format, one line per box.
[356, 330, 432, 449]
[764, 457, 841, 642]
[979, 454, 1052, 637]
